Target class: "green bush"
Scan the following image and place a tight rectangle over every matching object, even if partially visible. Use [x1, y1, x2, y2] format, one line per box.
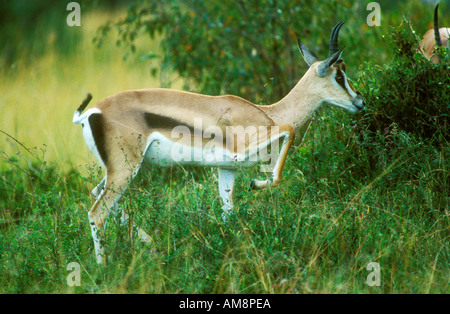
[357, 19, 449, 146]
[336, 19, 450, 212]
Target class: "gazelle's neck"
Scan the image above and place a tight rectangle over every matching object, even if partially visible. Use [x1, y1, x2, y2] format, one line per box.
[259, 72, 322, 133]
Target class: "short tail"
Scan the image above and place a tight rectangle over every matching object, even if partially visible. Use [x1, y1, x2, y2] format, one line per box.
[73, 93, 93, 124]
[434, 4, 443, 47]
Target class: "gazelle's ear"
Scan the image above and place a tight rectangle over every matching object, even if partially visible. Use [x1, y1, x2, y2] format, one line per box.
[317, 47, 344, 77]
[298, 38, 320, 67]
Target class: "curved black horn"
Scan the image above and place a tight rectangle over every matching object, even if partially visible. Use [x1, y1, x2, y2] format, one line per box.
[434, 4, 443, 47]
[330, 21, 345, 54]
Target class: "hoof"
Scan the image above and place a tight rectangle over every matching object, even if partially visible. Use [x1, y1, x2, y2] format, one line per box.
[221, 212, 229, 223]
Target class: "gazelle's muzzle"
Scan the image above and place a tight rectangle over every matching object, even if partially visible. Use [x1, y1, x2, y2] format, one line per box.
[352, 94, 365, 111]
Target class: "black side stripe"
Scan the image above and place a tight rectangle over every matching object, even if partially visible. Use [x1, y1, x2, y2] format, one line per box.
[143, 112, 226, 145]
[89, 113, 108, 166]
[143, 112, 194, 132]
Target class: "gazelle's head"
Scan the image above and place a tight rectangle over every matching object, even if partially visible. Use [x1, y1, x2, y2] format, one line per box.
[298, 21, 365, 113]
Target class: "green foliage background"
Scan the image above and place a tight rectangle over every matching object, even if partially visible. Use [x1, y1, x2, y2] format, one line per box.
[99, 0, 370, 102]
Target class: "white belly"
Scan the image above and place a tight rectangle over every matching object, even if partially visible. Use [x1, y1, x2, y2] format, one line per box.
[143, 132, 258, 168]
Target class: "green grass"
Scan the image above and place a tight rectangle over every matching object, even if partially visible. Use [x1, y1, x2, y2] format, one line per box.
[1, 117, 448, 293]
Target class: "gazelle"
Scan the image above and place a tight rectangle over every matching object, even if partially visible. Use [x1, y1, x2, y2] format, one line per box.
[74, 22, 365, 264]
[419, 3, 449, 63]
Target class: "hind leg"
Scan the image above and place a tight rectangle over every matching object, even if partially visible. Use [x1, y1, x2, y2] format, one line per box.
[93, 177, 130, 227]
[88, 166, 151, 264]
[92, 177, 106, 199]
[88, 170, 133, 264]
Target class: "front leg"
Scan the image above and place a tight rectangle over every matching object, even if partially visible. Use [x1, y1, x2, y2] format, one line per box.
[218, 168, 236, 222]
[250, 124, 295, 190]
